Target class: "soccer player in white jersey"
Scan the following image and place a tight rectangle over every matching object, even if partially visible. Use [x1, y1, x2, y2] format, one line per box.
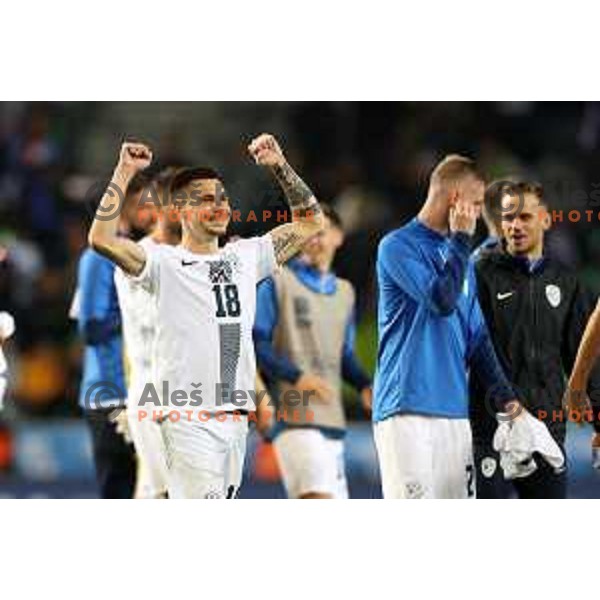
[114, 168, 182, 499]
[88, 135, 325, 499]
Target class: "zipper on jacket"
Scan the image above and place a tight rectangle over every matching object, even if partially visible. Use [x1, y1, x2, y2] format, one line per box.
[529, 277, 537, 364]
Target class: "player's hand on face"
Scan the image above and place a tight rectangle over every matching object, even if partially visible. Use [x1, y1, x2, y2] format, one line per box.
[248, 134, 285, 168]
[449, 198, 477, 236]
[361, 387, 373, 414]
[116, 142, 153, 178]
[295, 373, 334, 404]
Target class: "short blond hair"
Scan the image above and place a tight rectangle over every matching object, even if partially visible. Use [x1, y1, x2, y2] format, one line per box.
[430, 154, 483, 188]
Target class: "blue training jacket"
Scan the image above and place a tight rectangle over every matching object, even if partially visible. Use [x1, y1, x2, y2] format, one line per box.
[373, 218, 488, 422]
[75, 248, 126, 410]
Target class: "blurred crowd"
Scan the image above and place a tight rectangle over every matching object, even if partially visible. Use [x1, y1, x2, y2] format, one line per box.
[2, 101, 600, 419]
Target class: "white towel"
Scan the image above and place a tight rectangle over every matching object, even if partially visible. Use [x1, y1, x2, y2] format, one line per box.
[493, 409, 565, 480]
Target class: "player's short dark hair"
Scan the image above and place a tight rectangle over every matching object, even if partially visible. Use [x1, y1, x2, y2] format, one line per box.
[321, 203, 343, 230]
[513, 181, 545, 206]
[170, 167, 223, 196]
[494, 180, 546, 209]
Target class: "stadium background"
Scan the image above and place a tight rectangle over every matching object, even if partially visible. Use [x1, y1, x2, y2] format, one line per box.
[0, 101, 599, 498]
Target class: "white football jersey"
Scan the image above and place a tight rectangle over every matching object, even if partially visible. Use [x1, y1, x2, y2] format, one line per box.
[131, 235, 277, 413]
[115, 237, 158, 405]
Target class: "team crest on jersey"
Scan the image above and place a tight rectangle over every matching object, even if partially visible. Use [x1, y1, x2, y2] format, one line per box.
[545, 284, 561, 308]
[208, 260, 234, 284]
[480, 457, 497, 479]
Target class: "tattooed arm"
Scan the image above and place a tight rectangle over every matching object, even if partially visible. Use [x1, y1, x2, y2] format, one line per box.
[248, 134, 325, 265]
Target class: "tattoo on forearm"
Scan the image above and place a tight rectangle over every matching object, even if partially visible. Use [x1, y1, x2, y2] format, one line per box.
[294, 202, 321, 219]
[272, 162, 321, 215]
[273, 230, 304, 261]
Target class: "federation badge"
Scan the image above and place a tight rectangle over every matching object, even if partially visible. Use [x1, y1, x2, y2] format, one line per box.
[208, 259, 233, 284]
[481, 457, 497, 479]
[545, 284, 561, 308]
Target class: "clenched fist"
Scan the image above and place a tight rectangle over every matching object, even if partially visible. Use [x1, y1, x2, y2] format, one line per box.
[248, 134, 285, 168]
[116, 142, 153, 179]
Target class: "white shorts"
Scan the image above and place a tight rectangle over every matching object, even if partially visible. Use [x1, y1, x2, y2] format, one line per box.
[160, 414, 248, 499]
[128, 406, 169, 499]
[373, 414, 474, 499]
[274, 427, 348, 499]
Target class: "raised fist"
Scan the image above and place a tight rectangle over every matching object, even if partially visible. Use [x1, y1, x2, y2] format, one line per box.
[116, 142, 153, 178]
[248, 134, 285, 168]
